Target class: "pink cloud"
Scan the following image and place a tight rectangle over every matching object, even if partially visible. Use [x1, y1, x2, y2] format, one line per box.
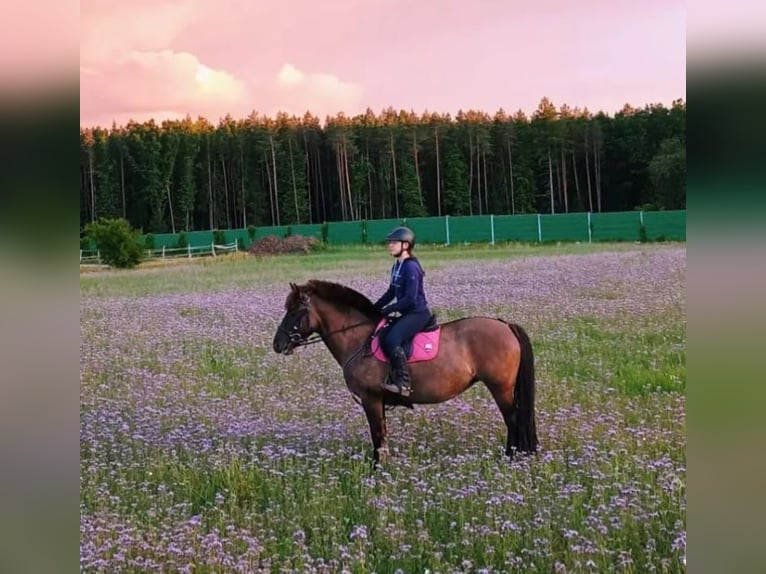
[80, 0, 365, 127]
[80, 49, 245, 124]
[271, 64, 364, 119]
[80, 0, 686, 128]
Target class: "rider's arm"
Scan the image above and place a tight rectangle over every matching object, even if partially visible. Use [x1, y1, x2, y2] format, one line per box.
[374, 288, 394, 311]
[380, 261, 421, 314]
[374, 280, 395, 311]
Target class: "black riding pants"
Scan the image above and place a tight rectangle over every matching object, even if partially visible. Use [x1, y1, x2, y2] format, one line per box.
[380, 310, 432, 357]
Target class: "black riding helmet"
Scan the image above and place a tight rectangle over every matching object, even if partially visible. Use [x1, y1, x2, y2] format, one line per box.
[386, 226, 415, 248]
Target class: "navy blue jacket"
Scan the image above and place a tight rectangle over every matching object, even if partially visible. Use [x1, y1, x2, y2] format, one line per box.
[374, 257, 429, 315]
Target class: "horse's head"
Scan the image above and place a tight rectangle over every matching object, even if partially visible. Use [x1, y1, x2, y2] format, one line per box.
[274, 279, 382, 355]
[273, 282, 320, 355]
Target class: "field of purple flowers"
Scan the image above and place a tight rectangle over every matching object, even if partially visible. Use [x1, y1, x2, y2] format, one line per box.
[80, 243, 686, 573]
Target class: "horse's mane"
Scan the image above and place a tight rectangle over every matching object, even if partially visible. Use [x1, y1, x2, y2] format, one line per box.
[289, 280, 382, 320]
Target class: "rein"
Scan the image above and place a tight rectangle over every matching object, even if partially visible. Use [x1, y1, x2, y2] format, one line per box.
[288, 319, 375, 349]
[279, 305, 389, 376]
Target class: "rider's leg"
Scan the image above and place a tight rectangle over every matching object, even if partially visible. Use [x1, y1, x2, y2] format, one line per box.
[380, 312, 431, 395]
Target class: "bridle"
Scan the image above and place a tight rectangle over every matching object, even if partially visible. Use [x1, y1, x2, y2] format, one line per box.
[277, 307, 375, 351]
[278, 302, 392, 381]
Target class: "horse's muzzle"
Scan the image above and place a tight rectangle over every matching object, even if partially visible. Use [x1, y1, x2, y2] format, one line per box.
[273, 337, 296, 355]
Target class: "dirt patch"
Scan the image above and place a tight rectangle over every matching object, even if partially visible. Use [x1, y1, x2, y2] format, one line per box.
[248, 235, 320, 255]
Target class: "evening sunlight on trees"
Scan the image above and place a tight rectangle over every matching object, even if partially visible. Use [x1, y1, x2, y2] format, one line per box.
[80, 99, 686, 234]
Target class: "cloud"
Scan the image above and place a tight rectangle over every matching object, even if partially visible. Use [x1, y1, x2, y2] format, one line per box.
[80, 0, 201, 61]
[272, 64, 364, 119]
[277, 64, 305, 87]
[80, 49, 246, 127]
[79, 2, 365, 127]
[80, 57, 365, 128]
[80, 1, 248, 127]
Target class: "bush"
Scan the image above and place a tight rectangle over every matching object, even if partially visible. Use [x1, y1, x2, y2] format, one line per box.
[143, 233, 155, 250]
[213, 229, 226, 245]
[639, 224, 649, 243]
[321, 222, 329, 244]
[247, 225, 256, 241]
[176, 231, 188, 249]
[83, 218, 143, 269]
[80, 235, 94, 251]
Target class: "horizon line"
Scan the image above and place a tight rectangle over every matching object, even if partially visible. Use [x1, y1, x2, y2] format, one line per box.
[80, 96, 687, 130]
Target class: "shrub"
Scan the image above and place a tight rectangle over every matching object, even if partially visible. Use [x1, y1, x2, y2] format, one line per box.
[83, 218, 143, 269]
[176, 231, 189, 249]
[80, 235, 94, 251]
[143, 233, 155, 251]
[213, 229, 226, 245]
[321, 222, 329, 244]
[639, 224, 649, 243]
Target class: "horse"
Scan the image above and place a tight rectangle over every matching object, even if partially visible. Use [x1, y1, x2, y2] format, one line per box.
[272, 279, 538, 464]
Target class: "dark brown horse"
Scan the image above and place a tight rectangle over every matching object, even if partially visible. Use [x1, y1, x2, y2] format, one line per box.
[272, 280, 538, 463]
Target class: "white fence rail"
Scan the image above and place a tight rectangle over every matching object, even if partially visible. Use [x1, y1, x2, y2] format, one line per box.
[80, 242, 239, 266]
[146, 241, 239, 260]
[80, 250, 101, 264]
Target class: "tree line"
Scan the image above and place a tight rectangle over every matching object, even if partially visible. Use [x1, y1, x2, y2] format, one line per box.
[79, 98, 686, 234]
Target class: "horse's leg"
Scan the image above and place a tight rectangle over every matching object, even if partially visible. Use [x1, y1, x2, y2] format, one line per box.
[361, 396, 388, 465]
[485, 382, 518, 460]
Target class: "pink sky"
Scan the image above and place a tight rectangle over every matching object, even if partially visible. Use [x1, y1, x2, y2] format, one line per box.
[80, 0, 687, 128]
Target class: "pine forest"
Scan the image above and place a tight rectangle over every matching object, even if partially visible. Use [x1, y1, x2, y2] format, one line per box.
[79, 98, 686, 234]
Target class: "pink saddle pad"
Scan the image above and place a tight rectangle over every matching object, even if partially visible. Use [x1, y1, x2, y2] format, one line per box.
[371, 318, 442, 363]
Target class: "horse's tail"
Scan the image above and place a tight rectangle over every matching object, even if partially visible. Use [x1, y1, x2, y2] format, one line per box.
[506, 322, 539, 453]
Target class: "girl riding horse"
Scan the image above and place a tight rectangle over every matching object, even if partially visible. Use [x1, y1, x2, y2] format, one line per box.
[373, 226, 432, 396]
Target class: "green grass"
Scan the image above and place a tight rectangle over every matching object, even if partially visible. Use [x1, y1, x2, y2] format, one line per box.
[80, 242, 686, 573]
[537, 316, 686, 396]
[80, 241, 682, 298]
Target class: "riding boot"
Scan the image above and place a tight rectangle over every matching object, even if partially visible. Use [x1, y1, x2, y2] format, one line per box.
[382, 346, 411, 396]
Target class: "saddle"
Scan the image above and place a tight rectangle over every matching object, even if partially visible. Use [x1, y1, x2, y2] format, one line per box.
[370, 314, 442, 363]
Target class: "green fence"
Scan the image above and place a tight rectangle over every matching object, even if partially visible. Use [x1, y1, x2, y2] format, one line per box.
[137, 210, 685, 249]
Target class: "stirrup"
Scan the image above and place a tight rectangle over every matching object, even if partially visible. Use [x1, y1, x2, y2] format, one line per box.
[381, 380, 402, 394]
[381, 378, 411, 396]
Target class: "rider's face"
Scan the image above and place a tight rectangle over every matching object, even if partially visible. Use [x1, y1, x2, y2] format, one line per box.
[388, 240, 403, 256]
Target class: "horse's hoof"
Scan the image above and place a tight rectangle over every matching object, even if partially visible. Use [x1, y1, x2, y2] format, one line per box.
[372, 447, 390, 469]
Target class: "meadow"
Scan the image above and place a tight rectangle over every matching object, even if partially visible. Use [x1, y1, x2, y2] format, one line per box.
[80, 242, 686, 573]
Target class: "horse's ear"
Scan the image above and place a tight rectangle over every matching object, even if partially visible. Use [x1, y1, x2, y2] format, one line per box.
[289, 282, 297, 292]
